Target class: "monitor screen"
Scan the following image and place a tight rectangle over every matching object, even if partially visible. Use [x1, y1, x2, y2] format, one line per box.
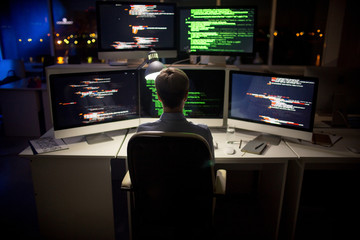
[140, 68, 226, 126]
[96, 1, 177, 61]
[178, 7, 256, 56]
[228, 71, 318, 142]
[49, 70, 139, 140]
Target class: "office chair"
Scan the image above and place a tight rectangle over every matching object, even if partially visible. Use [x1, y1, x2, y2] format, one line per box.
[121, 131, 226, 240]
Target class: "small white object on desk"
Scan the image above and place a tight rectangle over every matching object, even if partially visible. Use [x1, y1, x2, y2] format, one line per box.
[224, 147, 235, 155]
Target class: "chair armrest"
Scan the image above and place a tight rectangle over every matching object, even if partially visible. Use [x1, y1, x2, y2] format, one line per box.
[214, 169, 226, 195]
[121, 171, 132, 190]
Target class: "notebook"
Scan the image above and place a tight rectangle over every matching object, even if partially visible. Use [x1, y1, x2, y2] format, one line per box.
[241, 140, 267, 155]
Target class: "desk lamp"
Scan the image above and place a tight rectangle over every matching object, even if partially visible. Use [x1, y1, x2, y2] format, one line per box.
[137, 50, 165, 80]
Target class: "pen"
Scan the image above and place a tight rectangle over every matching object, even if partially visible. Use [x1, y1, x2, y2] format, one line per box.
[255, 142, 264, 149]
[239, 140, 242, 149]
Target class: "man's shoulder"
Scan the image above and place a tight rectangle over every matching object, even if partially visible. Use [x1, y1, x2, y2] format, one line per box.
[184, 122, 212, 140]
[137, 121, 161, 132]
[187, 121, 211, 132]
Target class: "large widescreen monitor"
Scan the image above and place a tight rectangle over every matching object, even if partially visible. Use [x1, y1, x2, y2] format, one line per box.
[96, 1, 177, 64]
[48, 70, 139, 143]
[228, 71, 318, 143]
[140, 68, 226, 127]
[178, 7, 256, 56]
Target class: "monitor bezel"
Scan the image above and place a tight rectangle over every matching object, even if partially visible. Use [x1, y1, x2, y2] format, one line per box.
[177, 6, 257, 57]
[48, 69, 140, 139]
[227, 70, 318, 142]
[96, 1, 178, 61]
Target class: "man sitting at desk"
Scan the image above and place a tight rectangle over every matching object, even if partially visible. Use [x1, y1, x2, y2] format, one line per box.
[137, 67, 214, 154]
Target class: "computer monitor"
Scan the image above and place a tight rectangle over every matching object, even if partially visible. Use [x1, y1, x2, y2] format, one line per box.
[140, 68, 226, 127]
[96, 1, 177, 65]
[228, 70, 318, 143]
[48, 70, 139, 143]
[178, 7, 256, 57]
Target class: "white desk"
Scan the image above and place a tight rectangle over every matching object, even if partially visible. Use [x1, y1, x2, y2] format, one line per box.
[211, 128, 297, 240]
[280, 128, 360, 240]
[20, 129, 128, 240]
[19, 127, 360, 240]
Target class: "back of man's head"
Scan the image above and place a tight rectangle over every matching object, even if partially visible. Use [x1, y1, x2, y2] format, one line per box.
[155, 68, 189, 109]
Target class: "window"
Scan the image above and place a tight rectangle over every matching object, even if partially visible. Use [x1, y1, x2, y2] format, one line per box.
[51, 0, 98, 64]
[0, 0, 51, 62]
[273, 0, 329, 65]
[1, 0, 331, 66]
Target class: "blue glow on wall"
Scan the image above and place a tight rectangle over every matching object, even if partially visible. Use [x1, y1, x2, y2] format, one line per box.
[52, 0, 66, 24]
[1, 0, 51, 61]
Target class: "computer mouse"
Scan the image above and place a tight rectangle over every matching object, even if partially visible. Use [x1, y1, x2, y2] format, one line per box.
[224, 147, 235, 155]
[346, 146, 360, 154]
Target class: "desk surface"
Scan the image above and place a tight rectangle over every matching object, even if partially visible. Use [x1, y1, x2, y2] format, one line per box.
[285, 128, 360, 161]
[117, 128, 298, 163]
[20, 127, 360, 161]
[212, 128, 296, 162]
[19, 126, 360, 240]
[20, 128, 128, 158]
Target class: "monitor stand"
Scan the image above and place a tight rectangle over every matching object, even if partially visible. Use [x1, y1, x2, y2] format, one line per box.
[108, 58, 144, 67]
[254, 134, 281, 146]
[85, 133, 114, 145]
[127, 58, 145, 67]
[200, 55, 226, 67]
[108, 59, 128, 66]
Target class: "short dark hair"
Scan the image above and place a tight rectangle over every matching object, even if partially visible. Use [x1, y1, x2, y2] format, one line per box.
[155, 68, 189, 108]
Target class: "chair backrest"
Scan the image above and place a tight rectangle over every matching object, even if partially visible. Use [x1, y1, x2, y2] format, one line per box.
[127, 131, 215, 237]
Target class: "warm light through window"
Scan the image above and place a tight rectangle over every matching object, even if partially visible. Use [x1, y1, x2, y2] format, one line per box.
[57, 57, 65, 64]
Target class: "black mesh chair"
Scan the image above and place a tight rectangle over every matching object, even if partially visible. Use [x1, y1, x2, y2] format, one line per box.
[121, 131, 226, 240]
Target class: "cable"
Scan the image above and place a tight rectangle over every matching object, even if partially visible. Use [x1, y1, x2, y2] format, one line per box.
[115, 128, 130, 158]
[283, 139, 300, 159]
